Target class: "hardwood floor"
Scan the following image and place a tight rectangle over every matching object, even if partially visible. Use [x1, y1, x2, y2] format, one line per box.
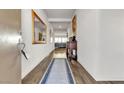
[22, 48, 124, 84]
[69, 60, 113, 84]
[22, 51, 53, 84]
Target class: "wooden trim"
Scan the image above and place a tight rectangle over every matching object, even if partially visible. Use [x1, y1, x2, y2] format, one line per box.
[32, 10, 47, 44]
[72, 15, 77, 36]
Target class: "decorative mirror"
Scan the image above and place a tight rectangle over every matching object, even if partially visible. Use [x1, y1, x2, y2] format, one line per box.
[32, 10, 47, 44]
[72, 15, 77, 36]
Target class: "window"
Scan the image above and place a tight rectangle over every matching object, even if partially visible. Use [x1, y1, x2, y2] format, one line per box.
[55, 37, 59, 43]
[62, 37, 67, 43]
[58, 37, 61, 43]
[54, 37, 67, 43]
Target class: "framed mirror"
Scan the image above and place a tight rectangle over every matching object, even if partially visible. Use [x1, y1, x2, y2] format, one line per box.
[32, 10, 47, 44]
[72, 15, 77, 36]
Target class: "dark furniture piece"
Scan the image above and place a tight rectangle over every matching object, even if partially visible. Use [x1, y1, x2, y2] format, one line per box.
[66, 36, 77, 61]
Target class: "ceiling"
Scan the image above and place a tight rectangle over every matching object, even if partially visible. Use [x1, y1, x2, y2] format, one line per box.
[44, 9, 75, 19]
[50, 22, 70, 31]
[44, 9, 75, 33]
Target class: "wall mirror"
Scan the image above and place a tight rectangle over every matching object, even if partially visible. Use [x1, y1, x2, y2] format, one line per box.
[72, 15, 77, 36]
[32, 10, 47, 44]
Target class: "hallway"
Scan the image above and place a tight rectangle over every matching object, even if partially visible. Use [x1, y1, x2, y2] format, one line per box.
[1, 9, 124, 84]
[0, 0, 124, 92]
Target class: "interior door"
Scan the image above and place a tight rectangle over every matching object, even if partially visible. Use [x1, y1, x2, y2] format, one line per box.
[0, 10, 21, 83]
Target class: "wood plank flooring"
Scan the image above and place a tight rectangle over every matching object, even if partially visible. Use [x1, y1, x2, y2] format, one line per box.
[22, 48, 124, 84]
[22, 51, 53, 84]
[69, 60, 113, 84]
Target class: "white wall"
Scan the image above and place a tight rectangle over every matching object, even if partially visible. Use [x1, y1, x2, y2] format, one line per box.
[21, 9, 54, 79]
[76, 9, 124, 81]
[76, 10, 100, 79]
[97, 10, 124, 80]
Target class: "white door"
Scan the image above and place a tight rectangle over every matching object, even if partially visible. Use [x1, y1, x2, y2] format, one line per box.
[0, 10, 21, 83]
